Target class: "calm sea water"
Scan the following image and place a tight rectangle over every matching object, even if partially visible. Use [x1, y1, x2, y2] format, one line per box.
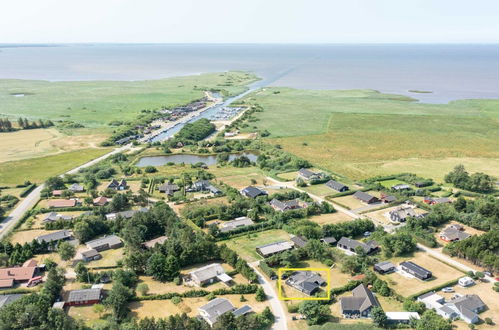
[1, 44, 499, 103]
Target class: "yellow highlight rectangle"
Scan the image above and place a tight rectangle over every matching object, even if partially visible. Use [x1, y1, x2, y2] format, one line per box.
[277, 267, 331, 301]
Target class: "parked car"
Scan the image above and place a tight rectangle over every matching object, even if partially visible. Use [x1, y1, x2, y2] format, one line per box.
[441, 287, 454, 293]
[484, 271, 492, 277]
[363, 231, 371, 237]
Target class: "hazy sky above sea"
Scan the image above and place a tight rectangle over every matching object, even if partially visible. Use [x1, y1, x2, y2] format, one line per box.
[1, 0, 499, 43]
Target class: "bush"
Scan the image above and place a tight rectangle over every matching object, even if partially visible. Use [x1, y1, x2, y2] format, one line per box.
[171, 296, 182, 305]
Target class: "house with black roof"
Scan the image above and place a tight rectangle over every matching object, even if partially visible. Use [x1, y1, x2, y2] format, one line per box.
[337, 237, 379, 255]
[240, 186, 267, 199]
[158, 183, 179, 196]
[297, 168, 323, 181]
[353, 191, 380, 204]
[340, 284, 380, 318]
[326, 180, 349, 192]
[285, 271, 326, 296]
[107, 179, 127, 191]
[400, 261, 432, 280]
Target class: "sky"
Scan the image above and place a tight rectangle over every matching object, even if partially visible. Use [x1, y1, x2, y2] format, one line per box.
[1, 0, 499, 44]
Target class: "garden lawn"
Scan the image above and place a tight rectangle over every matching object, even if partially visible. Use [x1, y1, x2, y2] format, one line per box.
[308, 212, 354, 226]
[222, 229, 291, 262]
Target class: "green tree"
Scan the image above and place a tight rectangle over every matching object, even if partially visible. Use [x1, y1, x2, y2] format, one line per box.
[298, 300, 331, 325]
[137, 283, 149, 296]
[255, 287, 266, 302]
[104, 282, 133, 321]
[371, 307, 387, 327]
[93, 304, 105, 318]
[58, 242, 75, 261]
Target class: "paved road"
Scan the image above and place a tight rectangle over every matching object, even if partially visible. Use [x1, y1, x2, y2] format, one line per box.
[249, 262, 287, 330]
[0, 144, 131, 240]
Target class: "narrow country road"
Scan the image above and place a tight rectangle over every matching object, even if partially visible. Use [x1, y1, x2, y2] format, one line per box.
[249, 262, 288, 330]
[0, 144, 131, 240]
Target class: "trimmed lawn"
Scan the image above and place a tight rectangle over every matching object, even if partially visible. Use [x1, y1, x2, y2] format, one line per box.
[276, 171, 298, 181]
[379, 252, 465, 298]
[216, 172, 267, 190]
[309, 212, 354, 226]
[87, 248, 124, 268]
[68, 305, 108, 328]
[331, 195, 365, 210]
[302, 184, 336, 197]
[377, 179, 407, 189]
[222, 229, 291, 262]
[10, 229, 54, 244]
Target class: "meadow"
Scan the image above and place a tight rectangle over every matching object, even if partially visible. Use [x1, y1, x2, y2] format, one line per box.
[242, 87, 499, 181]
[0, 71, 257, 127]
[0, 148, 112, 186]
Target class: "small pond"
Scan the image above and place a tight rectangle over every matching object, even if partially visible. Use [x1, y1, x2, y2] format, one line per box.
[135, 152, 258, 167]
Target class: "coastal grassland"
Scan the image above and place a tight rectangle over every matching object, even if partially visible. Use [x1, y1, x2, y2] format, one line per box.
[0, 71, 257, 127]
[0, 148, 112, 186]
[0, 128, 107, 163]
[241, 87, 499, 180]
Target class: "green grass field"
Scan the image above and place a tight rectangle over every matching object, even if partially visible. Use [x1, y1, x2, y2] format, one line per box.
[377, 179, 407, 189]
[0, 72, 257, 127]
[0, 148, 112, 186]
[241, 87, 499, 181]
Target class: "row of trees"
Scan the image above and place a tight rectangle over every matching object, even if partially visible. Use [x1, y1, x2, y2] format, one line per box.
[0, 117, 54, 132]
[445, 164, 494, 193]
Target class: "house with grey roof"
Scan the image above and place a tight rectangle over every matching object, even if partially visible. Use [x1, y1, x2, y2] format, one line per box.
[256, 241, 294, 258]
[285, 271, 326, 296]
[423, 196, 452, 205]
[158, 183, 179, 196]
[337, 237, 379, 255]
[232, 305, 253, 317]
[353, 191, 380, 204]
[445, 294, 486, 324]
[298, 168, 324, 181]
[290, 235, 308, 248]
[386, 206, 426, 223]
[85, 235, 123, 252]
[66, 288, 103, 306]
[188, 180, 222, 195]
[240, 186, 267, 199]
[69, 183, 84, 193]
[439, 226, 471, 242]
[326, 180, 349, 192]
[374, 261, 396, 274]
[36, 230, 73, 244]
[43, 212, 73, 223]
[220, 217, 254, 233]
[105, 208, 148, 220]
[79, 249, 101, 262]
[0, 294, 24, 309]
[188, 263, 232, 287]
[198, 297, 236, 326]
[340, 284, 380, 318]
[385, 312, 420, 324]
[142, 236, 168, 249]
[320, 237, 337, 246]
[391, 184, 411, 191]
[270, 198, 309, 212]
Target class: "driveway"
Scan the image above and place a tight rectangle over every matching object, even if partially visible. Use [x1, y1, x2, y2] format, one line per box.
[249, 262, 288, 330]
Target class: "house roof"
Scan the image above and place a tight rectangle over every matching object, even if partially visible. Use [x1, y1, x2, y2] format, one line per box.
[320, 237, 337, 244]
[67, 288, 102, 303]
[0, 294, 23, 308]
[241, 186, 267, 198]
[389, 206, 417, 220]
[48, 199, 76, 208]
[337, 237, 378, 254]
[0, 265, 37, 282]
[142, 236, 168, 248]
[290, 235, 308, 248]
[449, 295, 486, 312]
[22, 259, 37, 268]
[158, 183, 179, 194]
[93, 196, 108, 205]
[392, 184, 411, 190]
[199, 298, 235, 324]
[375, 261, 395, 271]
[440, 227, 471, 241]
[86, 235, 122, 249]
[381, 195, 396, 202]
[256, 241, 294, 256]
[0, 279, 14, 288]
[81, 249, 100, 259]
[286, 271, 325, 295]
[298, 168, 318, 179]
[326, 180, 348, 191]
[36, 230, 72, 243]
[220, 217, 254, 232]
[105, 208, 148, 220]
[400, 261, 432, 278]
[69, 183, 84, 191]
[270, 198, 304, 211]
[190, 263, 226, 283]
[385, 312, 420, 321]
[232, 305, 253, 317]
[353, 191, 377, 203]
[340, 284, 380, 313]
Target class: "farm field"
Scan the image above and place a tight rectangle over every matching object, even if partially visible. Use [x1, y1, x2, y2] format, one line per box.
[0, 72, 257, 128]
[378, 252, 465, 298]
[0, 148, 112, 186]
[309, 212, 354, 226]
[222, 229, 291, 262]
[0, 128, 108, 163]
[241, 87, 499, 180]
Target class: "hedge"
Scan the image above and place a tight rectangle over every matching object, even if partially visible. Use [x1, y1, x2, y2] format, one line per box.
[330, 280, 361, 296]
[19, 184, 37, 198]
[407, 279, 459, 300]
[133, 284, 259, 301]
[216, 221, 278, 241]
[259, 260, 276, 278]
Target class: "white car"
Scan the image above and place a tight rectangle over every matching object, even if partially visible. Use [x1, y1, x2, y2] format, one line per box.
[441, 287, 454, 293]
